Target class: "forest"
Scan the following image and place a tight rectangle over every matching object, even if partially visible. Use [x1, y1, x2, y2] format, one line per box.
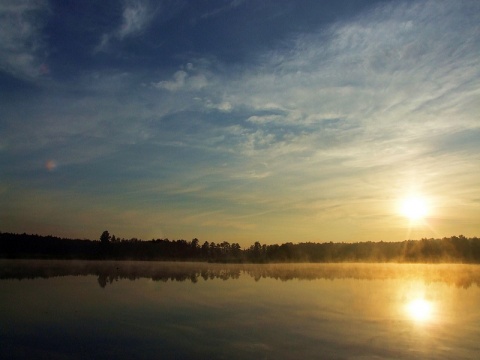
[1, 231, 480, 263]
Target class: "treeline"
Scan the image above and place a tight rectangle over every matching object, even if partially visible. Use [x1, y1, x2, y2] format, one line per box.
[1, 231, 480, 263]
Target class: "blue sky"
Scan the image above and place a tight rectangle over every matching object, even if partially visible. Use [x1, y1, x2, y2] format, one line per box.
[1, 0, 479, 245]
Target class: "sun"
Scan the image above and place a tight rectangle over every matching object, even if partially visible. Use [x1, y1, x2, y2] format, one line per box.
[400, 196, 428, 221]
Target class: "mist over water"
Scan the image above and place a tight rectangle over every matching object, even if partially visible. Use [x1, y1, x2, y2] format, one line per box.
[1, 260, 479, 288]
[1, 261, 480, 359]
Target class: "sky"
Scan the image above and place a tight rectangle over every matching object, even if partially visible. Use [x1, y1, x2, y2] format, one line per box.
[1, 0, 479, 246]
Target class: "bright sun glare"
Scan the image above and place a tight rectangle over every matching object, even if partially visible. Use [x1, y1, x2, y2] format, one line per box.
[406, 298, 434, 323]
[400, 196, 428, 221]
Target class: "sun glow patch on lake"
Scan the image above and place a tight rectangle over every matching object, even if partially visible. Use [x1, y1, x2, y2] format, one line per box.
[406, 298, 434, 323]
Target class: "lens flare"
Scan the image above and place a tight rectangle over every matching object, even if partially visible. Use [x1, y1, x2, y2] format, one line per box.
[45, 160, 57, 171]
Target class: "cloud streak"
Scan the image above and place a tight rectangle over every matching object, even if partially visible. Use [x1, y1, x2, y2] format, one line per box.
[95, 0, 154, 53]
[0, 0, 49, 78]
[153, 71, 208, 92]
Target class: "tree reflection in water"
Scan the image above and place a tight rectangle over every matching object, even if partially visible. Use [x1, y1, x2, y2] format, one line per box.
[1, 260, 479, 289]
[1, 261, 480, 359]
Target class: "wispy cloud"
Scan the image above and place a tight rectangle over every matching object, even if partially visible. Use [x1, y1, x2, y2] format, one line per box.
[95, 0, 153, 53]
[200, 0, 245, 19]
[153, 70, 187, 91]
[23, 0, 479, 185]
[152, 63, 209, 91]
[204, 0, 480, 161]
[118, 0, 150, 38]
[0, 0, 49, 78]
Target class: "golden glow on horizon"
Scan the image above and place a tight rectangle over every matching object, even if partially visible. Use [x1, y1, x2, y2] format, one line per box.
[400, 195, 428, 221]
[406, 298, 434, 323]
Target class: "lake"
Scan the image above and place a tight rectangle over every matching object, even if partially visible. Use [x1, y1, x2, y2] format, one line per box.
[1, 261, 479, 359]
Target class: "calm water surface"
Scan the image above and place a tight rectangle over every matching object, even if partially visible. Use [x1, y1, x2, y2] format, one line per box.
[1, 261, 479, 359]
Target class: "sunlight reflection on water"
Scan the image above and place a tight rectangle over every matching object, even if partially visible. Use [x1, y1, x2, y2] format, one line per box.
[406, 298, 434, 323]
[1, 261, 480, 359]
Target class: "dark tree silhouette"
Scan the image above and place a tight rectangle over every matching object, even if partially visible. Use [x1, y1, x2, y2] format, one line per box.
[100, 231, 111, 245]
[1, 232, 480, 263]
